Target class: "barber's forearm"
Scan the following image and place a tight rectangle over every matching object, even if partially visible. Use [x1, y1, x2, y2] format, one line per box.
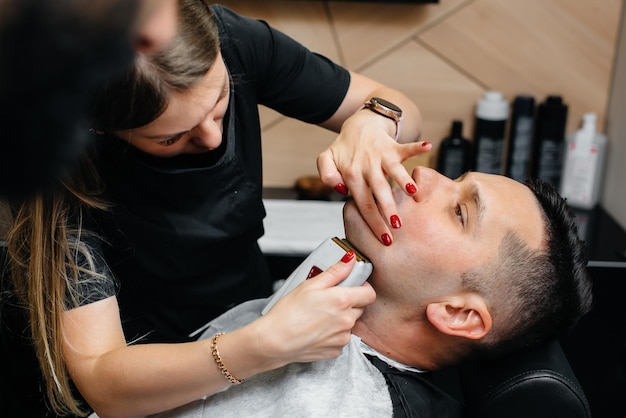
[76, 326, 273, 418]
[74, 340, 223, 417]
[62, 299, 273, 417]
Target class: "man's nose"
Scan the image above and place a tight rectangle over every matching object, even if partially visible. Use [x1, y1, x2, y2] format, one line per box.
[410, 166, 454, 200]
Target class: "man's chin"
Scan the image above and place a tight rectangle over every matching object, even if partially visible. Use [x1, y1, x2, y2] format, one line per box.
[342, 200, 377, 257]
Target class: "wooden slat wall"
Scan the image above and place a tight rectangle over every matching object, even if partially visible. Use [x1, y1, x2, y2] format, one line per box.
[218, 0, 623, 188]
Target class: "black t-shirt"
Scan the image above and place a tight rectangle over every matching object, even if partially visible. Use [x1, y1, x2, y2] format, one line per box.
[92, 5, 351, 343]
[64, 228, 116, 310]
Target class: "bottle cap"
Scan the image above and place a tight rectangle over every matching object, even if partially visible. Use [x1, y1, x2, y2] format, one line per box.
[536, 95, 568, 141]
[575, 112, 597, 147]
[476, 91, 509, 121]
[450, 120, 463, 138]
[512, 95, 535, 116]
[581, 113, 597, 134]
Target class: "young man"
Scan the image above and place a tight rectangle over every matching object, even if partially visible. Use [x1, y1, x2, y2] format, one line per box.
[156, 167, 593, 417]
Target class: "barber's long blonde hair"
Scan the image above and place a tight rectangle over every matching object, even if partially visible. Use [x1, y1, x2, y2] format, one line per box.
[6, 157, 109, 416]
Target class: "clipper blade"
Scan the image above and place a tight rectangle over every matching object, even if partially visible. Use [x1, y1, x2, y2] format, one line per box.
[331, 237, 371, 264]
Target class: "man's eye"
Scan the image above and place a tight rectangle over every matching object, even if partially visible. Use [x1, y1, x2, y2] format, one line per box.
[455, 205, 464, 225]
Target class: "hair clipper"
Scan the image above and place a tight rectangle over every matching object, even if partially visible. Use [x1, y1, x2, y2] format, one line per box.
[262, 237, 372, 315]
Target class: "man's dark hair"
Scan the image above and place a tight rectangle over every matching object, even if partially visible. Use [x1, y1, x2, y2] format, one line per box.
[464, 178, 593, 360]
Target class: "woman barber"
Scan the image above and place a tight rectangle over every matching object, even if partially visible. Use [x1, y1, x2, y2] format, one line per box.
[5, 1, 429, 416]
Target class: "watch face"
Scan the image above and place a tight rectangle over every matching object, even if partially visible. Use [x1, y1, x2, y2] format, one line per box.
[372, 97, 402, 114]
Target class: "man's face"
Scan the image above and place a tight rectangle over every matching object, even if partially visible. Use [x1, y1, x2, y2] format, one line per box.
[343, 167, 545, 302]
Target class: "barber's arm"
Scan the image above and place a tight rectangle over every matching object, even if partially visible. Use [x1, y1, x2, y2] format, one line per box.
[317, 71, 429, 245]
[62, 257, 374, 417]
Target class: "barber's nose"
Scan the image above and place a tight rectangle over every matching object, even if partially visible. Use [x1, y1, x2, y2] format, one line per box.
[411, 166, 454, 200]
[191, 118, 223, 149]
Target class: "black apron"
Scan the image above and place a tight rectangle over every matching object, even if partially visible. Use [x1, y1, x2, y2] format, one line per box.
[94, 74, 272, 343]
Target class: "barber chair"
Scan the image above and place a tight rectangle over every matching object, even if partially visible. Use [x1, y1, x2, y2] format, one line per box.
[457, 339, 591, 418]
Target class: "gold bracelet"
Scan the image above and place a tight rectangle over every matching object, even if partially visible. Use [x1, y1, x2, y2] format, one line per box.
[210, 333, 242, 385]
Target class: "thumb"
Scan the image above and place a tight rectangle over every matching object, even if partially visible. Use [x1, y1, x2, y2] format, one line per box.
[397, 140, 432, 160]
[316, 150, 348, 196]
[307, 251, 357, 288]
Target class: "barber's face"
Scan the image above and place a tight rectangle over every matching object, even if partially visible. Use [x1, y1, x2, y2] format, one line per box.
[114, 55, 230, 157]
[343, 167, 545, 300]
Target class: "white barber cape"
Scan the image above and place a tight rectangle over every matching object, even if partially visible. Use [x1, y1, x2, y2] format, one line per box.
[152, 299, 394, 418]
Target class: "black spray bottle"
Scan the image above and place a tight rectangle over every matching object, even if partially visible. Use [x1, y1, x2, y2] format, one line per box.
[437, 120, 472, 179]
[531, 95, 568, 188]
[473, 91, 509, 174]
[505, 95, 535, 183]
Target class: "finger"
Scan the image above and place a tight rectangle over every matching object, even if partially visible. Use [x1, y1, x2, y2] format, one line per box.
[317, 150, 349, 196]
[389, 141, 431, 198]
[307, 252, 376, 307]
[368, 172, 402, 231]
[306, 254, 356, 288]
[350, 185, 393, 246]
[396, 140, 432, 161]
[347, 282, 376, 308]
[385, 162, 418, 198]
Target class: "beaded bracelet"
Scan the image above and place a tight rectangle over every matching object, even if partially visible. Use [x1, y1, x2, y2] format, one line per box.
[210, 332, 242, 385]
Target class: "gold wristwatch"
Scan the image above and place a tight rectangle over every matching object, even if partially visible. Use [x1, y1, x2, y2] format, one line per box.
[361, 97, 403, 141]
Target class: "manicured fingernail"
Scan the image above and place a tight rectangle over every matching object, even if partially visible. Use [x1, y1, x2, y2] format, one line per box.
[381, 233, 392, 246]
[341, 250, 355, 263]
[422, 141, 430, 147]
[390, 215, 401, 229]
[405, 183, 417, 194]
[334, 183, 349, 196]
[307, 266, 323, 279]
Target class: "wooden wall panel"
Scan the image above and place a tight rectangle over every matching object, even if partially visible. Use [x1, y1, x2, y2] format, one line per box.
[217, 0, 623, 188]
[419, 0, 621, 135]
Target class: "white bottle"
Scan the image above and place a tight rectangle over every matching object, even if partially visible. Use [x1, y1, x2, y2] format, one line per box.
[560, 113, 607, 209]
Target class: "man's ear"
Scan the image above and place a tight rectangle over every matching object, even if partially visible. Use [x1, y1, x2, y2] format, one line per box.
[425, 294, 492, 340]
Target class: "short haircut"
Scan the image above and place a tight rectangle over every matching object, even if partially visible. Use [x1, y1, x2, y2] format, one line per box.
[463, 178, 593, 360]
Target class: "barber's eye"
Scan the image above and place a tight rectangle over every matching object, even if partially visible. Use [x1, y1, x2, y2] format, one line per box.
[158, 134, 183, 147]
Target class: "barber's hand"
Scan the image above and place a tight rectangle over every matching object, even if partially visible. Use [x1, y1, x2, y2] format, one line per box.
[255, 254, 376, 366]
[317, 110, 431, 246]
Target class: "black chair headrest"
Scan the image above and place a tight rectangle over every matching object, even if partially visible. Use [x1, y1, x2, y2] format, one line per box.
[459, 340, 591, 418]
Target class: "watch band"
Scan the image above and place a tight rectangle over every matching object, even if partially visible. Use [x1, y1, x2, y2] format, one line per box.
[361, 97, 403, 141]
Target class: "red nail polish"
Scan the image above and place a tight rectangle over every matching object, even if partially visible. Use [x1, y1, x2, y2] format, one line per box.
[405, 183, 417, 195]
[381, 233, 392, 246]
[390, 215, 401, 229]
[307, 266, 323, 279]
[334, 183, 349, 196]
[341, 250, 355, 263]
[422, 141, 431, 147]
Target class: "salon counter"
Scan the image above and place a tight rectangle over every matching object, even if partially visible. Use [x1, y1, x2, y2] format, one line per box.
[260, 187, 350, 282]
[259, 198, 345, 257]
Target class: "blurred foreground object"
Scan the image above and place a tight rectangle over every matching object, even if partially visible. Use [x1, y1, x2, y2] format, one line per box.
[0, 0, 139, 198]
